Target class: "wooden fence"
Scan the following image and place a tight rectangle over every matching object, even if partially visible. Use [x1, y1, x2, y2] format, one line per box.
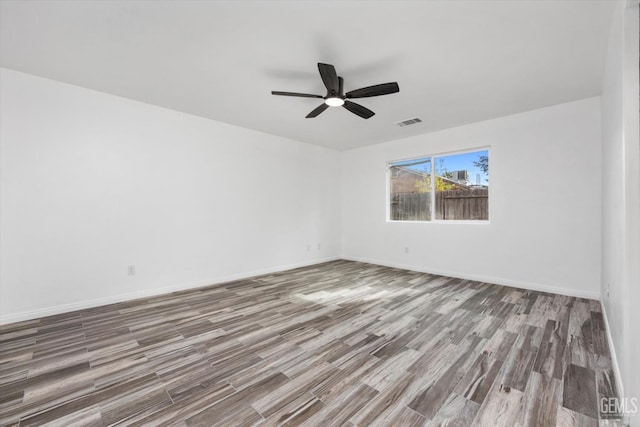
[391, 189, 488, 221]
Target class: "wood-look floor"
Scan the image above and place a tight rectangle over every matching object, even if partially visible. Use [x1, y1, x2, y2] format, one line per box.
[0, 260, 623, 426]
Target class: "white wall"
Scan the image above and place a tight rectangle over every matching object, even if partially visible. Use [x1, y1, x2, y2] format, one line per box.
[0, 67, 608, 326]
[600, 0, 640, 413]
[341, 98, 602, 299]
[0, 68, 341, 323]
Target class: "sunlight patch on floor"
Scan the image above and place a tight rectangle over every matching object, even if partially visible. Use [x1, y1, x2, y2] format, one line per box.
[295, 285, 420, 304]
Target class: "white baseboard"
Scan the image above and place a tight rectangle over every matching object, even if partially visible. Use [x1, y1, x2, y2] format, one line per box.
[0, 256, 340, 325]
[600, 300, 625, 399]
[341, 256, 601, 300]
[1, 255, 601, 325]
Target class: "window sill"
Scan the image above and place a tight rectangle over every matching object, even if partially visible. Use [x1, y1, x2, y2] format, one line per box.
[386, 219, 491, 225]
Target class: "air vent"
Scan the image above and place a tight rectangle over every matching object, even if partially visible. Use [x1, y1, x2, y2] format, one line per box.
[395, 117, 422, 127]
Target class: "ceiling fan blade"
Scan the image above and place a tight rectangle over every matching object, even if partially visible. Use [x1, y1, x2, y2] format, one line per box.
[271, 91, 323, 98]
[343, 100, 375, 119]
[318, 63, 339, 93]
[306, 103, 330, 118]
[346, 82, 399, 99]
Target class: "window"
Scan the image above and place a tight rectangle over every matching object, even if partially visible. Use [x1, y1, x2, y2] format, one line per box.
[388, 149, 489, 222]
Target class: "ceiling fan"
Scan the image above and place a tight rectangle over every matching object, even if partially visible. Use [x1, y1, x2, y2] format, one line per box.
[271, 63, 399, 119]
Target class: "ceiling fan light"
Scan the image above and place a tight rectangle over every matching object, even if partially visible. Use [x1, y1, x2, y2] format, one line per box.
[325, 97, 345, 107]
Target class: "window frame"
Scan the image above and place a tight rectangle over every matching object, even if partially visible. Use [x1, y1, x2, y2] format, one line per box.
[386, 146, 491, 224]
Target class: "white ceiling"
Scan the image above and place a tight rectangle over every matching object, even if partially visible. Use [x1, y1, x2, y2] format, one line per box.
[0, 0, 616, 151]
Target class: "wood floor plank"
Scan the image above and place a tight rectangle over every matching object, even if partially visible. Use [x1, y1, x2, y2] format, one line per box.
[0, 260, 614, 426]
[480, 328, 518, 361]
[408, 335, 484, 419]
[471, 381, 525, 427]
[454, 352, 503, 404]
[261, 392, 323, 426]
[184, 372, 288, 426]
[568, 335, 596, 370]
[348, 372, 418, 426]
[499, 348, 536, 392]
[518, 371, 562, 426]
[430, 392, 481, 426]
[556, 406, 599, 427]
[384, 406, 427, 427]
[301, 382, 378, 427]
[252, 361, 336, 418]
[563, 363, 598, 419]
[590, 311, 610, 356]
[532, 319, 559, 378]
[361, 347, 422, 392]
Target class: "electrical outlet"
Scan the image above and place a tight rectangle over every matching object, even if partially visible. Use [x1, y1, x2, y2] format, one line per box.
[127, 265, 136, 276]
[317, 243, 321, 250]
[405, 247, 409, 254]
[306, 244, 311, 252]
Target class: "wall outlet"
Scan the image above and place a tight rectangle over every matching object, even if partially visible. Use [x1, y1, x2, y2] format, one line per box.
[306, 244, 311, 252]
[127, 265, 136, 276]
[405, 247, 409, 254]
[317, 243, 321, 250]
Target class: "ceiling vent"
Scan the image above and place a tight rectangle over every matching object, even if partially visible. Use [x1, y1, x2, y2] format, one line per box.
[395, 117, 422, 127]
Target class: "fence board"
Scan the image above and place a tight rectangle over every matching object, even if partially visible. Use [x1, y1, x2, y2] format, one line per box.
[391, 189, 488, 221]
